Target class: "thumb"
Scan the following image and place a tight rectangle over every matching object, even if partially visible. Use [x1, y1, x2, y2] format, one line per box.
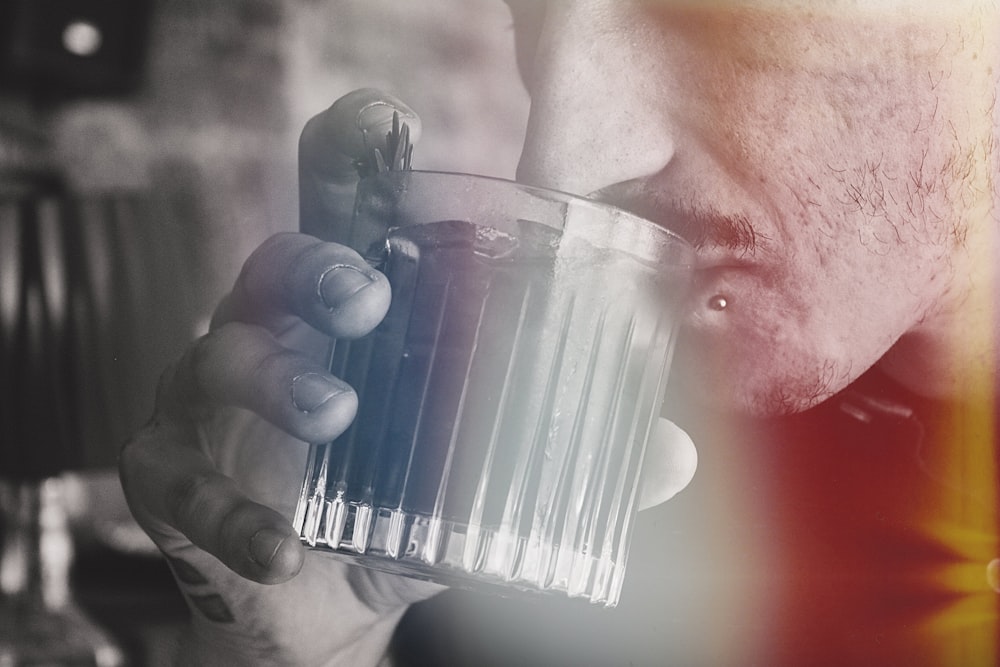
[638, 419, 698, 511]
[299, 88, 422, 239]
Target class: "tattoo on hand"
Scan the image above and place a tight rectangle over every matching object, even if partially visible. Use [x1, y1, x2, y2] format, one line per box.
[166, 556, 210, 585]
[164, 556, 235, 624]
[188, 593, 236, 624]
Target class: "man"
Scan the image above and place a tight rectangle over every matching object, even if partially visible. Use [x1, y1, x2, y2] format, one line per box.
[119, 1, 998, 664]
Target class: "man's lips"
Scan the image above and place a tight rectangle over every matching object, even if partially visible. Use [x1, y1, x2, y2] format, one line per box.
[583, 183, 769, 280]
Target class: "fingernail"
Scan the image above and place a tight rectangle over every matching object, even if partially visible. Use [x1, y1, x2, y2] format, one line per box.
[291, 372, 344, 413]
[249, 527, 288, 568]
[356, 99, 417, 136]
[318, 264, 375, 311]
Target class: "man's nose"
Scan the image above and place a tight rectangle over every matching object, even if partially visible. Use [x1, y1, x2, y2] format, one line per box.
[515, 1, 677, 197]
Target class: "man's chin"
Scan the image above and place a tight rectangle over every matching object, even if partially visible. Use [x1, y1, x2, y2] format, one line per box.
[663, 351, 844, 422]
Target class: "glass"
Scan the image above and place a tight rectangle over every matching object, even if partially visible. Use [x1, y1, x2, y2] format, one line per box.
[294, 171, 693, 607]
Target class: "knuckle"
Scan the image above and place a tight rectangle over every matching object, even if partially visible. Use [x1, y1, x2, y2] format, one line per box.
[177, 335, 218, 409]
[254, 231, 301, 264]
[117, 420, 170, 487]
[154, 360, 181, 399]
[167, 470, 231, 529]
[150, 359, 188, 417]
[118, 429, 143, 462]
[187, 324, 259, 390]
[181, 332, 214, 387]
[117, 432, 147, 496]
[248, 347, 294, 390]
[236, 232, 299, 302]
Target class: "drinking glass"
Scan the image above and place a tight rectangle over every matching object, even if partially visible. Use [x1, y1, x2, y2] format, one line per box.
[294, 171, 693, 607]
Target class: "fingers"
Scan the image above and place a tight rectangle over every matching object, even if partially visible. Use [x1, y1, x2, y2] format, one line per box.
[300, 88, 422, 179]
[638, 419, 698, 511]
[168, 322, 358, 445]
[120, 424, 304, 584]
[299, 88, 421, 239]
[121, 87, 425, 591]
[215, 232, 391, 340]
[121, 319, 353, 584]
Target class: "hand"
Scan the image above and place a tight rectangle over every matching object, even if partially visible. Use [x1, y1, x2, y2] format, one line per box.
[119, 88, 697, 666]
[120, 90, 437, 666]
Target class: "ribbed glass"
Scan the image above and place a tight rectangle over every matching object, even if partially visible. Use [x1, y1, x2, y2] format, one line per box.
[294, 172, 692, 607]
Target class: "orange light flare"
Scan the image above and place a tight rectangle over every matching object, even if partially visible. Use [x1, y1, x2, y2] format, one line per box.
[916, 351, 998, 663]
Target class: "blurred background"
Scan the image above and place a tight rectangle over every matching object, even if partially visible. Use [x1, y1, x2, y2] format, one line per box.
[1, 0, 528, 472]
[0, 1, 527, 663]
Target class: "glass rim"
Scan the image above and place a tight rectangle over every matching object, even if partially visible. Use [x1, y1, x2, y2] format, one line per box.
[358, 169, 696, 254]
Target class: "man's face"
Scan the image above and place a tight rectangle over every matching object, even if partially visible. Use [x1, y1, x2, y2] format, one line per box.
[506, 0, 999, 415]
